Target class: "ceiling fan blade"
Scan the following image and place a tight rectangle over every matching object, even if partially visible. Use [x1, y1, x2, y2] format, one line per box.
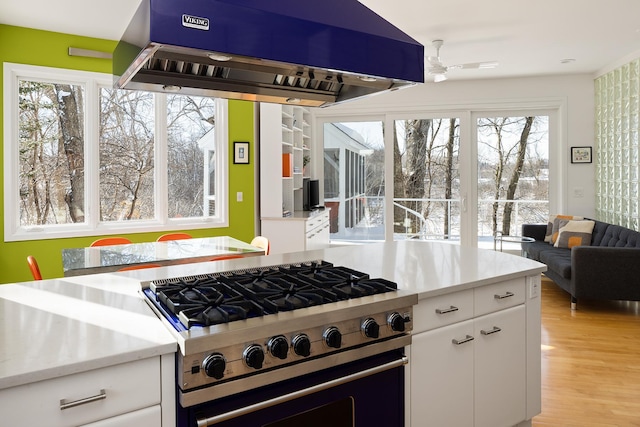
[426, 55, 443, 66]
[433, 74, 448, 83]
[448, 61, 498, 70]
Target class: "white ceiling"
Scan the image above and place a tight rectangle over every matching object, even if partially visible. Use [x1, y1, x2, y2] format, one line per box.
[2, 0, 640, 82]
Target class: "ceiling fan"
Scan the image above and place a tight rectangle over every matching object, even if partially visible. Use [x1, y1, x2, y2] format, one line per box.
[426, 39, 498, 82]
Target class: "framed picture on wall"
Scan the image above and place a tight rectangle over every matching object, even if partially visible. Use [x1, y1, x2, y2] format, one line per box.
[571, 146, 592, 164]
[234, 141, 250, 164]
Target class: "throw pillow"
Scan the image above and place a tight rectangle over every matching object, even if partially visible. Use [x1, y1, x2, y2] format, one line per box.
[545, 214, 583, 244]
[554, 220, 595, 249]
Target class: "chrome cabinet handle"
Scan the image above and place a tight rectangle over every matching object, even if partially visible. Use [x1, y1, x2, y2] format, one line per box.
[452, 335, 474, 345]
[435, 305, 459, 315]
[60, 389, 106, 410]
[480, 326, 502, 336]
[494, 291, 514, 300]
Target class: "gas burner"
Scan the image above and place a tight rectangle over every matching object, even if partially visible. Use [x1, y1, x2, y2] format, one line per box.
[154, 279, 265, 327]
[331, 278, 398, 298]
[146, 261, 400, 330]
[221, 275, 338, 312]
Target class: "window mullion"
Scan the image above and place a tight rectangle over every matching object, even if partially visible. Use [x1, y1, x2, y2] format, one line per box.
[86, 80, 102, 229]
[155, 93, 168, 224]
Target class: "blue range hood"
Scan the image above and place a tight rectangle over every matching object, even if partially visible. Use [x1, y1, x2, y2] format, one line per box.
[113, 0, 424, 107]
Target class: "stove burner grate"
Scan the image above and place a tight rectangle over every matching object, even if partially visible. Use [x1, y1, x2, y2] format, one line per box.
[146, 261, 398, 330]
[154, 278, 265, 327]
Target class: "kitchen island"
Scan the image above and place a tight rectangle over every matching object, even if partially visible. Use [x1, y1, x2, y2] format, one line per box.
[0, 241, 545, 427]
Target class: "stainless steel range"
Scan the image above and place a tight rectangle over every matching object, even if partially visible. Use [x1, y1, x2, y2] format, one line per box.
[142, 260, 417, 427]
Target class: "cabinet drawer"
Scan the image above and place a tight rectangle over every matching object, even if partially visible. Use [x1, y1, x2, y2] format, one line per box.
[305, 211, 329, 232]
[412, 289, 474, 333]
[79, 405, 161, 427]
[0, 357, 160, 427]
[474, 278, 525, 316]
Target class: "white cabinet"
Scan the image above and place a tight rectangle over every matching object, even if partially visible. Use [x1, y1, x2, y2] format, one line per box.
[80, 406, 161, 427]
[259, 102, 314, 218]
[261, 210, 330, 254]
[306, 210, 330, 251]
[474, 306, 526, 427]
[260, 102, 329, 253]
[411, 319, 475, 426]
[0, 357, 165, 427]
[409, 276, 538, 427]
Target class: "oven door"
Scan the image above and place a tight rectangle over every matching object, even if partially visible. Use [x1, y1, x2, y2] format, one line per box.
[177, 350, 406, 427]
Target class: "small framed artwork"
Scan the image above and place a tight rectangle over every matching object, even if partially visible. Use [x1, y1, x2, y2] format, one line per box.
[233, 141, 250, 164]
[571, 146, 592, 164]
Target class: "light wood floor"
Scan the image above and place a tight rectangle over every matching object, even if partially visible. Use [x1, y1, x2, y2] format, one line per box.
[533, 277, 640, 427]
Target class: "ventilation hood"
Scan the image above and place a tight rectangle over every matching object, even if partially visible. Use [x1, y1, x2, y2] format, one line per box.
[113, 0, 424, 107]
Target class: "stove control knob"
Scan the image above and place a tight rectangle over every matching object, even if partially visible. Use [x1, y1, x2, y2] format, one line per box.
[268, 335, 289, 360]
[388, 312, 406, 332]
[243, 344, 265, 370]
[362, 318, 380, 339]
[202, 353, 226, 380]
[323, 326, 342, 349]
[292, 334, 311, 357]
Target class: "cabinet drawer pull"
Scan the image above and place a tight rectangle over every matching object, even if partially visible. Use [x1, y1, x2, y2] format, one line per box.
[435, 305, 459, 315]
[452, 335, 474, 345]
[494, 291, 514, 300]
[60, 389, 107, 410]
[480, 326, 502, 336]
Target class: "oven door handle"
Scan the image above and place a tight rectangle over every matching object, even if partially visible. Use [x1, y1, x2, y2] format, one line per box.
[195, 355, 408, 427]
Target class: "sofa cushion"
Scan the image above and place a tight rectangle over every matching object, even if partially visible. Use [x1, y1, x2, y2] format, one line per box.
[545, 214, 583, 244]
[522, 240, 555, 261]
[539, 249, 572, 280]
[597, 223, 640, 248]
[554, 220, 595, 248]
[589, 220, 611, 246]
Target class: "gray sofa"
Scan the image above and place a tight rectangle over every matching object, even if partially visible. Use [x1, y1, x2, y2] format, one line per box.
[522, 219, 640, 309]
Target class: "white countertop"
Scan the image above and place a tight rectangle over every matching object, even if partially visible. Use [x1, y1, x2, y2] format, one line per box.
[0, 240, 545, 391]
[0, 274, 176, 390]
[124, 240, 547, 300]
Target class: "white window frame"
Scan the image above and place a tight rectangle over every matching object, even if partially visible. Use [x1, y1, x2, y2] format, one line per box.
[315, 98, 565, 247]
[3, 63, 228, 242]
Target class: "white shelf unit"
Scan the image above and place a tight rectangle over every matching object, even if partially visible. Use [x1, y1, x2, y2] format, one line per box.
[260, 103, 329, 254]
[260, 103, 314, 217]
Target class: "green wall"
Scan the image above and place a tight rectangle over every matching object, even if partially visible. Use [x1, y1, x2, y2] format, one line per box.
[0, 25, 257, 283]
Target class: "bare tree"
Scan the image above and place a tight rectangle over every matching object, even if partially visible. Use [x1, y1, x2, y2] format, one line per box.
[444, 118, 457, 238]
[502, 117, 534, 234]
[478, 116, 536, 236]
[54, 84, 85, 222]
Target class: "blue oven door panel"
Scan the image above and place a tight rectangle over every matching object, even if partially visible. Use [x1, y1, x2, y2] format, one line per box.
[178, 350, 405, 427]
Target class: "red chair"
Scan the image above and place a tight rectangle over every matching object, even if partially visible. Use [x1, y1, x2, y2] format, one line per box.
[118, 263, 163, 272]
[157, 233, 192, 242]
[250, 236, 270, 255]
[27, 256, 42, 280]
[210, 255, 244, 262]
[90, 237, 132, 247]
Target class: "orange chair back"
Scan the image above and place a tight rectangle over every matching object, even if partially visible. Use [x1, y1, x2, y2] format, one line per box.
[157, 233, 192, 242]
[117, 263, 163, 272]
[250, 236, 270, 255]
[27, 255, 42, 280]
[210, 255, 244, 261]
[90, 237, 132, 247]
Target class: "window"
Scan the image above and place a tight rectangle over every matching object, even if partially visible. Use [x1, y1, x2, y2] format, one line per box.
[322, 121, 384, 241]
[3, 63, 228, 241]
[318, 108, 554, 249]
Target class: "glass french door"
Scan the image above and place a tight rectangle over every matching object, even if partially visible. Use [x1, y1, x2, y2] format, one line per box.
[321, 110, 552, 249]
[322, 121, 385, 242]
[472, 113, 550, 250]
[391, 117, 461, 243]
